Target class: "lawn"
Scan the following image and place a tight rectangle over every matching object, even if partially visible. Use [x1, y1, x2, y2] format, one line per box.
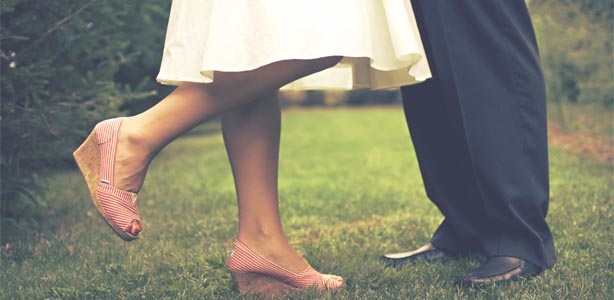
[1, 108, 612, 299]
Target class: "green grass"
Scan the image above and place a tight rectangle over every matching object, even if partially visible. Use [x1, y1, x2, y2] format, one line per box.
[1, 108, 612, 299]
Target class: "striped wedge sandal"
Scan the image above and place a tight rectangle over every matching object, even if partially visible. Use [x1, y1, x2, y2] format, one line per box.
[227, 240, 344, 297]
[73, 118, 142, 241]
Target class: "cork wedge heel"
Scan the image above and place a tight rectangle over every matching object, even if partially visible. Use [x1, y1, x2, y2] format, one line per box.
[230, 270, 300, 297]
[226, 240, 343, 297]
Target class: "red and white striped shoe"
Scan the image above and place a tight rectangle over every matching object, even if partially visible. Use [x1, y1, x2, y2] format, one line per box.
[227, 240, 344, 296]
[73, 118, 142, 241]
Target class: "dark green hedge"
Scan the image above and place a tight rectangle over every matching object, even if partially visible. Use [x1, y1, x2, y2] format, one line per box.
[530, 0, 613, 106]
[1, 0, 169, 223]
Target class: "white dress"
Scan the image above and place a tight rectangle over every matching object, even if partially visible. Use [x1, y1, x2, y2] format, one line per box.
[156, 0, 431, 90]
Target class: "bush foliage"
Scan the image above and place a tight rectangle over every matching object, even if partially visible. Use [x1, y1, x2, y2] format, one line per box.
[530, 0, 613, 107]
[1, 0, 168, 223]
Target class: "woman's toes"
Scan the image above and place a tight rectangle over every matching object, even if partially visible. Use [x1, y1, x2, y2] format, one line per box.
[126, 220, 142, 236]
[323, 274, 344, 289]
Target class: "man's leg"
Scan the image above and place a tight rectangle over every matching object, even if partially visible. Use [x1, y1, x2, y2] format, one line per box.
[387, 0, 556, 285]
[383, 0, 486, 265]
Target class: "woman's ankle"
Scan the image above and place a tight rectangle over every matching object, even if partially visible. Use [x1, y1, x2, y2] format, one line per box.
[236, 232, 309, 273]
[120, 117, 156, 157]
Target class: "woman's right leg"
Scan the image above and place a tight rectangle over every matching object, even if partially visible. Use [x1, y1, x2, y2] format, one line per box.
[113, 57, 342, 195]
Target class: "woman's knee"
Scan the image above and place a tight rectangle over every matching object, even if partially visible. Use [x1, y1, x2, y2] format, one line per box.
[302, 56, 342, 76]
[225, 90, 278, 118]
[319, 56, 343, 69]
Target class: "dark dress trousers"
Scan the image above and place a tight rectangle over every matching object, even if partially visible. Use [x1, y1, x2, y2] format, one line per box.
[401, 0, 556, 268]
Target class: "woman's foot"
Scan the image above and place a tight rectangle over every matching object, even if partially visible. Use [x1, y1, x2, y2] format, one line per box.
[112, 117, 153, 193]
[227, 240, 344, 295]
[107, 117, 155, 237]
[237, 235, 311, 274]
[74, 117, 152, 240]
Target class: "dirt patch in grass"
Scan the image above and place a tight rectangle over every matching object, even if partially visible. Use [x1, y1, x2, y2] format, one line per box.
[548, 121, 613, 164]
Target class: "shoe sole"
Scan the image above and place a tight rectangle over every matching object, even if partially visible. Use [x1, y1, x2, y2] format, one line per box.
[454, 269, 540, 288]
[380, 250, 451, 267]
[230, 270, 300, 297]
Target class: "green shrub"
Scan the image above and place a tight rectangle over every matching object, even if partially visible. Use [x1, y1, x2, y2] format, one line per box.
[0, 0, 168, 225]
[530, 0, 613, 107]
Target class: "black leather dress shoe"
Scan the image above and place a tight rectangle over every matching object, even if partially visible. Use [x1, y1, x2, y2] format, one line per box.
[455, 256, 542, 287]
[380, 243, 451, 267]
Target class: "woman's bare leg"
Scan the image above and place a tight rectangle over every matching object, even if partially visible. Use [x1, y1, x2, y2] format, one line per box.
[113, 57, 341, 193]
[221, 91, 310, 273]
